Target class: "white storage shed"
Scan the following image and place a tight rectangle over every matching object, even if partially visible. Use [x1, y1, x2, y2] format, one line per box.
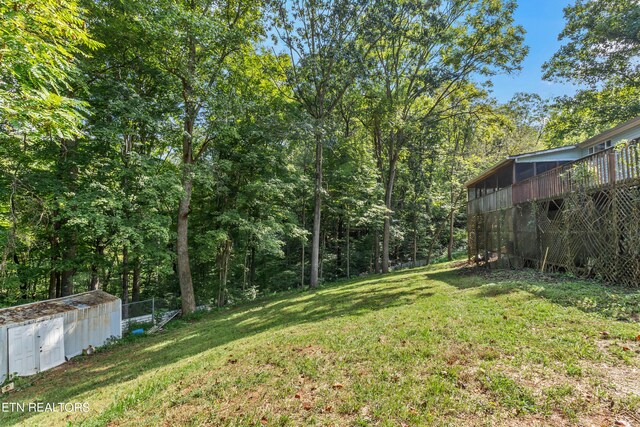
[0, 290, 121, 382]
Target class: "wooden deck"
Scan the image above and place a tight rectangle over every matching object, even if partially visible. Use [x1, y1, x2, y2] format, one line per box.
[468, 143, 640, 214]
[513, 144, 640, 204]
[467, 186, 512, 214]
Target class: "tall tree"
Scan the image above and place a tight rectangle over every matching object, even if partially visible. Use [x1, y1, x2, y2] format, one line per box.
[543, 0, 640, 144]
[542, 0, 640, 88]
[269, 0, 378, 287]
[138, 0, 262, 312]
[365, 0, 526, 272]
[1, 0, 99, 298]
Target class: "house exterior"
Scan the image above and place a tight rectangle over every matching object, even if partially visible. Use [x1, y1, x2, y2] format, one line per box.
[466, 116, 640, 285]
[0, 290, 121, 382]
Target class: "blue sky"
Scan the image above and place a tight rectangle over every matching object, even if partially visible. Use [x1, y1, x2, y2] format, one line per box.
[489, 0, 579, 103]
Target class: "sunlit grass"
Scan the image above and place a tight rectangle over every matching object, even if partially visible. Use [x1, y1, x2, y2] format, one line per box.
[1, 262, 639, 426]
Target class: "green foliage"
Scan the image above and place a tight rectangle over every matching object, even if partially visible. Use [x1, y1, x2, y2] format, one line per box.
[0, 0, 100, 137]
[543, 0, 640, 87]
[543, 0, 640, 145]
[0, 0, 540, 309]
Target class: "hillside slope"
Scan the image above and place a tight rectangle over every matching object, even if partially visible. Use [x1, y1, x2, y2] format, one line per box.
[1, 263, 639, 426]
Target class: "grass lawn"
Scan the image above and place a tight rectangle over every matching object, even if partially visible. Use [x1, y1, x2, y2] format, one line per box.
[1, 262, 640, 426]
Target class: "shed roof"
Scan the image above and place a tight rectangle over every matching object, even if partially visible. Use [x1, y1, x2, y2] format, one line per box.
[0, 290, 120, 326]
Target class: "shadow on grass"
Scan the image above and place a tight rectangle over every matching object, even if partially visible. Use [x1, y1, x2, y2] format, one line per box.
[0, 268, 435, 425]
[428, 267, 640, 322]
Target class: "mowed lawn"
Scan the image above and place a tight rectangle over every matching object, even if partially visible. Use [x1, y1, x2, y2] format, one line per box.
[2, 263, 640, 426]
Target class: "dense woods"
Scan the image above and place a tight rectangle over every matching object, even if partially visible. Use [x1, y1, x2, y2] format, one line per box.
[1, 0, 637, 311]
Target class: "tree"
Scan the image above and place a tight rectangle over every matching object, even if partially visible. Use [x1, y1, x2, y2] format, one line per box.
[0, 0, 99, 299]
[269, 0, 378, 287]
[543, 0, 640, 144]
[0, 0, 99, 134]
[137, 0, 262, 313]
[542, 0, 640, 88]
[363, 0, 526, 272]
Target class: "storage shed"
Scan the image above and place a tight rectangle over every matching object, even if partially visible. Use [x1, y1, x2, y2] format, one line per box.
[0, 290, 121, 382]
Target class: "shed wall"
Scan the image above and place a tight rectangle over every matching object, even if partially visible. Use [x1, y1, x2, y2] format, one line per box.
[0, 296, 121, 381]
[63, 299, 121, 358]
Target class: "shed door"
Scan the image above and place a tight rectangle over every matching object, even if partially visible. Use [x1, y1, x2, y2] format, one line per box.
[38, 317, 65, 371]
[8, 324, 38, 376]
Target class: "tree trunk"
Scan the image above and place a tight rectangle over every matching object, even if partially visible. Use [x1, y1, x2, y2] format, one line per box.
[48, 272, 58, 300]
[104, 269, 111, 295]
[250, 245, 256, 289]
[242, 244, 249, 292]
[319, 231, 325, 281]
[413, 228, 418, 267]
[374, 232, 380, 273]
[176, 33, 198, 314]
[300, 197, 306, 288]
[447, 208, 455, 261]
[49, 227, 60, 299]
[300, 238, 305, 288]
[346, 217, 350, 278]
[427, 217, 448, 265]
[55, 271, 62, 298]
[89, 238, 104, 291]
[309, 137, 323, 288]
[217, 239, 232, 307]
[336, 219, 342, 274]
[177, 167, 196, 313]
[132, 258, 141, 302]
[122, 246, 129, 319]
[61, 241, 76, 296]
[89, 264, 100, 291]
[59, 138, 78, 297]
[382, 157, 397, 273]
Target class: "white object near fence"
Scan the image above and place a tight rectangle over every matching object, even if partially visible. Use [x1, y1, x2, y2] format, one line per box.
[0, 290, 121, 382]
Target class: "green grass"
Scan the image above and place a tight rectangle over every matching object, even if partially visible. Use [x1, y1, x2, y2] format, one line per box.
[1, 262, 640, 426]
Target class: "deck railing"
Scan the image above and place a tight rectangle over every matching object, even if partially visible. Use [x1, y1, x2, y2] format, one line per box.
[467, 186, 513, 214]
[512, 143, 640, 205]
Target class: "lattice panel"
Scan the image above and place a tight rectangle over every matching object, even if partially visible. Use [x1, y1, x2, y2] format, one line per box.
[471, 181, 640, 287]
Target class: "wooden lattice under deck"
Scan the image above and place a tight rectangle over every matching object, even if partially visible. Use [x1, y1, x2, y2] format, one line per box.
[468, 143, 640, 287]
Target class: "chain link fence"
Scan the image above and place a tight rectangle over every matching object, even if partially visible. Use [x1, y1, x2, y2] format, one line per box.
[121, 297, 181, 334]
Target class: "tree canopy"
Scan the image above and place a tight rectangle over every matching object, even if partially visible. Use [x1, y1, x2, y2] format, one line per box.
[1, 0, 594, 310]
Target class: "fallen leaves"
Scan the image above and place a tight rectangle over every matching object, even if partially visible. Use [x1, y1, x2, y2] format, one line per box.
[332, 383, 344, 389]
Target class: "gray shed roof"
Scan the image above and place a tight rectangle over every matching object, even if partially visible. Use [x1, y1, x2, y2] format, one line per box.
[0, 290, 120, 326]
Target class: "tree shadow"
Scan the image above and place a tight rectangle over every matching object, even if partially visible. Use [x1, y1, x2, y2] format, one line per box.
[428, 267, 640, 322]
[0, 269, 435, 425]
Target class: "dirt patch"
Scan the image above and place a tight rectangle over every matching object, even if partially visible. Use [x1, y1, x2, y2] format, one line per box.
[291, 344, 324, 356]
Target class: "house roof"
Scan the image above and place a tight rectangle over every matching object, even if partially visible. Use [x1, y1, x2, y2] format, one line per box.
[510, 144, 578, 160]
[464, 115, 640, 189]
[464, 159, 513, 188]
[0, 290, 120, 326]
[577, 115, 640, 149]
[464, 145, 578, 187]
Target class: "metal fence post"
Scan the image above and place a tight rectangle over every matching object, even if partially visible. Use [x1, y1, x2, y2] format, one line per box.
[152, 297, 155, 325]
